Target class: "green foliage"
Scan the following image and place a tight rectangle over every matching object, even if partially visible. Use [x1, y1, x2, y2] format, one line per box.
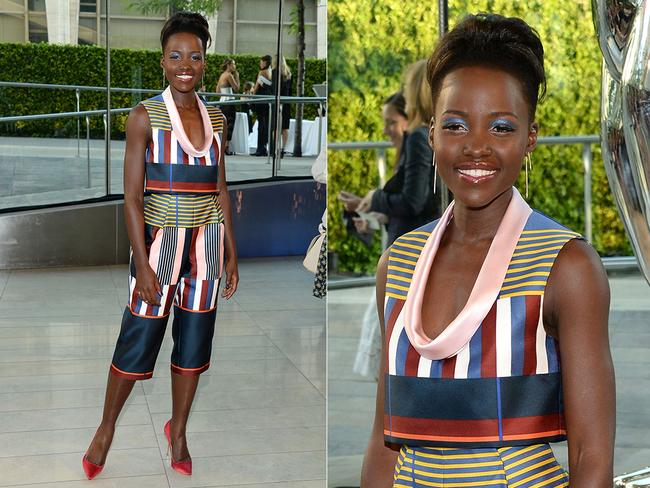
[0, 43, 325, 139]
[125, 0, 222, 16]
[329, 0, 631, 275]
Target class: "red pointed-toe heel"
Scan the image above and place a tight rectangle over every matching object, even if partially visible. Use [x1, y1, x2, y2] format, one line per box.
[164, 419, 192, 476]
[82, 451, 104, 480]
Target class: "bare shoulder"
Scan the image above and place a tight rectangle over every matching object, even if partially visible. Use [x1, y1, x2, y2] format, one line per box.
[125, 104, 151, 140]
[544, 238, 610, 333]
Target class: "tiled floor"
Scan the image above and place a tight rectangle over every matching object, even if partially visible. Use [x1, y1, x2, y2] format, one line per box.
[328, 272, 650, 488]
[0, 257, 325, 487]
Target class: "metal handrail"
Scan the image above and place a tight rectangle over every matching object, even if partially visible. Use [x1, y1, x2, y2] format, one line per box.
[0, 80, 326, 101]
[329, 135, 601, 244]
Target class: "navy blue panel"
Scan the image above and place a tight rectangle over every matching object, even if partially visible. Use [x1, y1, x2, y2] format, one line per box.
[499, 373, 563, 418]
[229, 180, 326, 258]
[146, 162, 219, 185]
[384, 374, 499, 420]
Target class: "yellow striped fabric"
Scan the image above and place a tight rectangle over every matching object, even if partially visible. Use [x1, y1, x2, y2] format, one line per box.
[393, 444, 568, 487]
[144, 193, 223, 228]
[141, 99, 225, 133]
[141, 100, 171, 130]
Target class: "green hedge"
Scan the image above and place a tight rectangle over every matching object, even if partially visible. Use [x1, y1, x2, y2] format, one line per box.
[329, 0, 631, 275]
[0, 43, 326, 139]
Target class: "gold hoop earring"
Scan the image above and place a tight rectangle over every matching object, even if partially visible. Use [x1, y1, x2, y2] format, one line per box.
[432, 151, 437, 195]
[162, 69, 166, 88]
[524, 153, 533, 198]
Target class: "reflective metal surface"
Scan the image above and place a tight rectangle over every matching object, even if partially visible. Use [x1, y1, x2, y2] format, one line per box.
[595, 0, 650, 284]
[592, 0, 639, 80]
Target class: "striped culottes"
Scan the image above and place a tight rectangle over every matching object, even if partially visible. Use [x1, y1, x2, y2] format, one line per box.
[393, 444, 568, 488]
[111, 221, 225, 380]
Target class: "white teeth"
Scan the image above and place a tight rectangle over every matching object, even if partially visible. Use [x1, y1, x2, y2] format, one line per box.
[458, 168, 496, 177]
[176, 75, 192, 80]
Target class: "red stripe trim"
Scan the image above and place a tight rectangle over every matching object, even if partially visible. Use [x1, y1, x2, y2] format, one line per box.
[385, 414, 500, 438]
[145, 181, 218, 192]
[163, 130, 171, 164]
[441, 355, 456, 378]
[170, 362, 210, 376]
[404, 344, 421, 377]
[110, 363, 153, 380]
[523, 295, 540, 375]
[502, 413, 564, 436]
[200, 281, 210, 309]
[481, 302, 497, 377]
[189, 228, 199, 279]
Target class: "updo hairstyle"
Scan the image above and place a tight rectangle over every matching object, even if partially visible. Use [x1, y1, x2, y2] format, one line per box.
[160, 12, 212, 54]
[427, 13, 546, 121]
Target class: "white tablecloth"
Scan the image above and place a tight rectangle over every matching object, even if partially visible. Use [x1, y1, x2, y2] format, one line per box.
[230, 112, 250, 155]
[285, 117, 326, 156]
[249, 117, 325, 156]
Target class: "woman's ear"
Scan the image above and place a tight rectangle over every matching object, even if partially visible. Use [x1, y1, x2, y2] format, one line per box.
[428, 117, 435, 150]
[527, 122, 539, 153]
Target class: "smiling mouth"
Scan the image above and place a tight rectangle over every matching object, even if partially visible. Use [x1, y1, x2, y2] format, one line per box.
[456, 167, 498, 183]
[176, 74, 193, 81]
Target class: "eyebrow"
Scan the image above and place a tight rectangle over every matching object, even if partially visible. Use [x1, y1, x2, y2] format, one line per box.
[442, 109, 519, 119]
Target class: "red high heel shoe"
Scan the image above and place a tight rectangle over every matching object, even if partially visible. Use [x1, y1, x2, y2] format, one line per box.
[164, 419, 192, 476]
[82, 451, 104, 480]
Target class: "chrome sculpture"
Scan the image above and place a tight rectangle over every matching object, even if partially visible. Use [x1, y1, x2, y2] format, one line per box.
[593, 0, 650, 283]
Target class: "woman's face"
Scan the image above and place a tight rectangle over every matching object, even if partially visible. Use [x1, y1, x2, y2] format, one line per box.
[429, 65, 537, 209]
[161, 32, 205, 92]
[382, 104, 409, 147]
[229, 61, 236, 72]
[259, 59, 267, 70]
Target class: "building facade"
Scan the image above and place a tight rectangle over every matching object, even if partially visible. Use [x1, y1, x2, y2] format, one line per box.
[0, 0, 326, 58]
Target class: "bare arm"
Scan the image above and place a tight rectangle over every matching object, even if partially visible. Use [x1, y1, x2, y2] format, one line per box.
[228, 71, 240, 92]
[360, 250, 400, 487]
[545, 239, 615, 487]
[123, 104, 162, 305]
[216, 117, 239, 299]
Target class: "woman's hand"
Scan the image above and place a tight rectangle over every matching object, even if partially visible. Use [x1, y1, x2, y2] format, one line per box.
[221, 258, 239, 299]
[356, 190, 376, 213]
[353, 217, 371, 234]
[338, 190, 362, 212]
[135, 264, 162, 306]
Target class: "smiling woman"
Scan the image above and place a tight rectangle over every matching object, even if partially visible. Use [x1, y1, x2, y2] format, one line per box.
[81, 11, 239, 480]
[361, 13, 615, 488]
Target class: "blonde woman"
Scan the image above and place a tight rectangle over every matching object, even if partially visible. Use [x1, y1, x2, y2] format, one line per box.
[216, 58, 239, 155]
[350, 60, 442, 245]
[272, 55, 292, 156]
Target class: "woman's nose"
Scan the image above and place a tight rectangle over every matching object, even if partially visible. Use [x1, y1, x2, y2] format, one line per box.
[462, 135, 492, 158]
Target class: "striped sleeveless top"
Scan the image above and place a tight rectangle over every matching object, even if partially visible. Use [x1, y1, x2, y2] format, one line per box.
[384, 204, 582, 449]
[141, 88, 225, 228]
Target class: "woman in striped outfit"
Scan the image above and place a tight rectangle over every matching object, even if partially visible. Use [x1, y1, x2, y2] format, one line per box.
[362, 14, 615, 488]
[82, 12, 238, 479]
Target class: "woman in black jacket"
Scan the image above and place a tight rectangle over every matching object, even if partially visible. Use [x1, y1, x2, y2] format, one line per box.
[341, 60, 442, 245]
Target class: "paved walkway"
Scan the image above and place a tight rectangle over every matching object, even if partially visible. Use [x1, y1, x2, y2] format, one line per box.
[0, 257, 325, 487]
[328, 272, 650, 487]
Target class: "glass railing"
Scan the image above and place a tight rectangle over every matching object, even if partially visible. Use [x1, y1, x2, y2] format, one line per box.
[0, 81, 326, 211]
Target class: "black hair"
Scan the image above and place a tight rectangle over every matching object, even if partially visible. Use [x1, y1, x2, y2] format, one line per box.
[427, 13, 546, 120]
[384, 92, 407, 119]
[261, 55, 272, 68]
[160, 11, 211, 54]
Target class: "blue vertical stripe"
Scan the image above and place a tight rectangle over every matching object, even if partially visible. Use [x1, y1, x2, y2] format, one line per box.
[496, 378, 503, 441]
[467, 325, 482, 378]
[384, 297, 396, 333]
[176, 140, 184, 164]
[429, 360, 442, 379]
[395, 329, 410, 376]
[510, 295, 526, 376]
[546, 336, 559, 372]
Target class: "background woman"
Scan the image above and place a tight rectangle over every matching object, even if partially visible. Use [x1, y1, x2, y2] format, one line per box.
[362, 13, 614, 487]
[82, 11, 239, 480]
[216, 58, 239, 155]
[339, 60, 441, 247]
[271, 55, 292, 157]
[252, 54, 273, 156]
